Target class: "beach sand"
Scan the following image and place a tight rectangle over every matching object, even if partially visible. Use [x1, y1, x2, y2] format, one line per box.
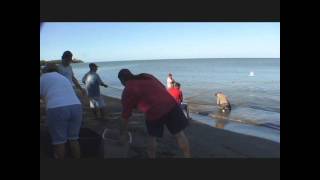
[40, 95, 280, 158]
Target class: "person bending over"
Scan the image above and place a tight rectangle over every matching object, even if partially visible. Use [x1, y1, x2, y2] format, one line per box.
[118, 69, 191, 158]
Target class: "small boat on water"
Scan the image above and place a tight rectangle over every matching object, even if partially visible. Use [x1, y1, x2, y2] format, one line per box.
[249, 71, 255, 76]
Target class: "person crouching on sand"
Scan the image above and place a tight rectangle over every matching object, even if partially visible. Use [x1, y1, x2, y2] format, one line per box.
[168, 82, 191, 120]
[118, 69, 191, 158]
[82, 63, 108, 120]
[215, 92, 231, 112]
[40, 63, 82, 159]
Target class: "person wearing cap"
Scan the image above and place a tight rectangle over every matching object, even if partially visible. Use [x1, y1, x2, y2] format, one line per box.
[166, 73, 175, 89]
[40, 63, 82, 159]
[215, 92, 232, 112]
[118, 69, 191, 158]
[82, 63, 108, 119]
[57, 51, 86, 96]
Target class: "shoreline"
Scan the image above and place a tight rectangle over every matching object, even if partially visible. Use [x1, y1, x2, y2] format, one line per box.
[99, 90, 280, 143]
[40, 94, 280, 158]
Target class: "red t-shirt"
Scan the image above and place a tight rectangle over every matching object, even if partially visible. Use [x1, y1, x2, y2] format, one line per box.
[121, 74, 177, 122]
[168, 87, 183, 104]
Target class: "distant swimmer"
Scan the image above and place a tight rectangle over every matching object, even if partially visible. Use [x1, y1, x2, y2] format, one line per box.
[214, 92, 231, 112]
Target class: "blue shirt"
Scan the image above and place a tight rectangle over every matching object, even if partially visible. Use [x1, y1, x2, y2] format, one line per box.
[82, 71, 103, 97]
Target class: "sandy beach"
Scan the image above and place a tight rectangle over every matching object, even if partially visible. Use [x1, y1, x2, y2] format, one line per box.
[40, 95, 280, 158]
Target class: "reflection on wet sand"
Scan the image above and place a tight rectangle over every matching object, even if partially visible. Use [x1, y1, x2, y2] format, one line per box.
[210, 110, 231, 129]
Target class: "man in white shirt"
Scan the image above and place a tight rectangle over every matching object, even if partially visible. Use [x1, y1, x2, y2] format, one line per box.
[40, 63, 82, 159]
[82, 63, 108, 119]
[166, 73, 175, 89]
[57, 51, 86, 96]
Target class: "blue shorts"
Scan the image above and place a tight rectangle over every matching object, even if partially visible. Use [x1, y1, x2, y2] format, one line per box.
[47, 104, 83, 145]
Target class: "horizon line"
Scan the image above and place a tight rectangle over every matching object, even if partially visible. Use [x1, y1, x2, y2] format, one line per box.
[40, 57, 280, 63]
[86, 57, 280, 63]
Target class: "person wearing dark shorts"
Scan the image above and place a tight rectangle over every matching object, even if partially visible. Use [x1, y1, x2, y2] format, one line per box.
[118, 69, 191, 158]
[146, 105, 189, 138]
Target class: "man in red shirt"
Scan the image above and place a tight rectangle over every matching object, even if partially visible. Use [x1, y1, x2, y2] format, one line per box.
[118, 69, 191, 158]
[168, 82, 190, 120]
[168, 82, 183, 104]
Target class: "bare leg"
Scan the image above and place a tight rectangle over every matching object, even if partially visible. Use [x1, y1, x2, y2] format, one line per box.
[53, 143, 66, 159]
[69, 140, 81, 159]
[174, 131, 191, 158]
[147, 136, 157, 158]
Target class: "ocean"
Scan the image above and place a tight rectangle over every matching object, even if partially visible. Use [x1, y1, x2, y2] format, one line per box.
[72, 58, 280, 142]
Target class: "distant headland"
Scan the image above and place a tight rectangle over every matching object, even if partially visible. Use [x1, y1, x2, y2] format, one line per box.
[40, 59, 84, 66]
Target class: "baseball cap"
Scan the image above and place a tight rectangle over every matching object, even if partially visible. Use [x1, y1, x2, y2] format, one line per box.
[89, 63, 99, 68]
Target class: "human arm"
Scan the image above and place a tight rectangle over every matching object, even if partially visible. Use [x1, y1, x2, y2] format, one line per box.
[72, 75, 83, 90]
[82, 73, 88, 85]
[121, 87, 138, 121]
[97, 74, 108, 88]
[119, 88, 138, 144]
[101, 83, 108, 88]
[72, 75, 86, 95]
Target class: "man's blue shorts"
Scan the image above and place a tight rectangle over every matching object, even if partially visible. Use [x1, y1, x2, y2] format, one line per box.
[47, 104, 83, 145]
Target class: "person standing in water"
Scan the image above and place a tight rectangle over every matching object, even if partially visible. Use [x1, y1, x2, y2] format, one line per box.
[82, 63, 108, 119]
[215, 92, 232, 112]
[118, 69, 191, 158]
[168, 82, 191, 120]
[166, 73, 175, 89]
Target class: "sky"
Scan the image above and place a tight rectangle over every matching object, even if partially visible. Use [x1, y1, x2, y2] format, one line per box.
[40, 22, 280, 62]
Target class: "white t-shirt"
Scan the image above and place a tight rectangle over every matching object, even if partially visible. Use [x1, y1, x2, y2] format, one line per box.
[82, 71, 103, 97]
[40, 72, 81, 109]
[57, 64, 74, 85]
[167, 77, 174, 89]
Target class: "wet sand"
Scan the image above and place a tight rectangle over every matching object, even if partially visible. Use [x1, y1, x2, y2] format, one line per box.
[40, 95, 280, 158]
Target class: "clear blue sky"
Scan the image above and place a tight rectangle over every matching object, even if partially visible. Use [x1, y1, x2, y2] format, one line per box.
[40, 22, 280, 62]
